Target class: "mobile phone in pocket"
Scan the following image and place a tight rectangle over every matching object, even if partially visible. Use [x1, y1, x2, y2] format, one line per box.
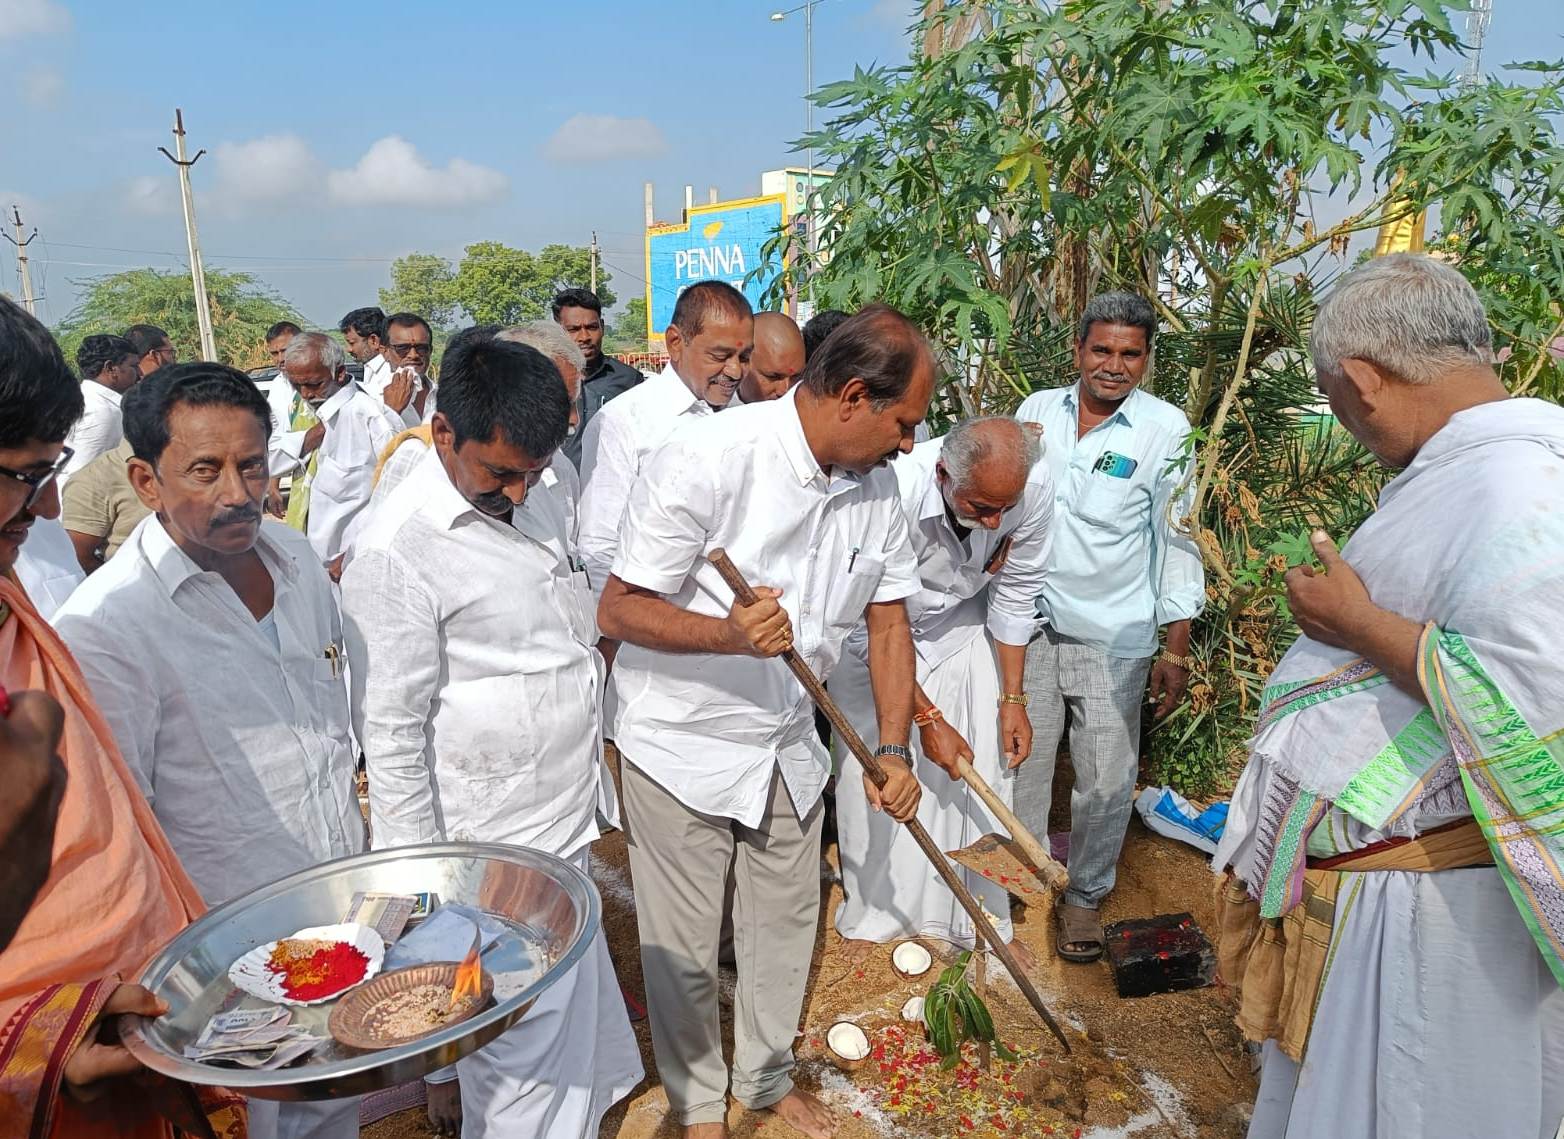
[1094, 451, 1139, 479]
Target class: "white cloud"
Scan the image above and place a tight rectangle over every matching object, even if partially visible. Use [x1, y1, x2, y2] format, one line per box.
[543, 114, 669, 165]
[20, 67, 63, 108]
[212, 133, 324, 204]
[122, 175, 176, 217]
[326, 136, 508, 209]
[0, 0, 69, 40]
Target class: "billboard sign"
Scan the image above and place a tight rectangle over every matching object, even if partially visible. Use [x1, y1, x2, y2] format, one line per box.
[644, 194, 787, 343]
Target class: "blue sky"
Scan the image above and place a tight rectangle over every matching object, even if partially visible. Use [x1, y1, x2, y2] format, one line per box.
[0, 0, 1558, 328]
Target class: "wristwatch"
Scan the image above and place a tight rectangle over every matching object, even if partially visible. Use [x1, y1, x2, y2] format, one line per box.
[999, 693, 1029, 707]
[1159, 650, 1195, 671]
[875, 743, 913, 764]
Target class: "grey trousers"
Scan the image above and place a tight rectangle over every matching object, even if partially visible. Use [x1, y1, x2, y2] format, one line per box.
[621, 759, 824, 1126]
[1010, 627, 1153, 910]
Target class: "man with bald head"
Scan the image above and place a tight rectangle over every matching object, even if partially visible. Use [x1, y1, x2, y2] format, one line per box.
[736, 312, 805, 405]
[833, 416, 1054, 962]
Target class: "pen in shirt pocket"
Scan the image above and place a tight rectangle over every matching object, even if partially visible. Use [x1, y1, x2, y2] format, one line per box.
[847, 546, 860, 572]
[323, 640, 342, 679]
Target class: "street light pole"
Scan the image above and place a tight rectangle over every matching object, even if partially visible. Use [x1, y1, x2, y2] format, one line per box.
[772, 1, 820, 308]
[804, 0, 815, 308]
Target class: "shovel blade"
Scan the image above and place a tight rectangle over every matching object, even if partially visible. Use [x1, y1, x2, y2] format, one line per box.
[948, 833, 1059, 902]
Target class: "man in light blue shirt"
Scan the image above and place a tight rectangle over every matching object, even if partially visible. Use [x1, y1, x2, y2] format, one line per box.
[1012, 292, 1205, 963]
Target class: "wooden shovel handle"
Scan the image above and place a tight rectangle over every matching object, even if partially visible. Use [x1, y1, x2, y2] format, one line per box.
[955, 758, 1070, 892]
[707, 548, 1072, 1053]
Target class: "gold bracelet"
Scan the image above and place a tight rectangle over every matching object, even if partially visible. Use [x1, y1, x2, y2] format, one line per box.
[1159, 650, 1195, 670]
[999, 693, 1029, 707]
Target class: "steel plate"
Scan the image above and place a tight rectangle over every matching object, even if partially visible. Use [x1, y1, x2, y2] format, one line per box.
[120, 842, 599, 1100]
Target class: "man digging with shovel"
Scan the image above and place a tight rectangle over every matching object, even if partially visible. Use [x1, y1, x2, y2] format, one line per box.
[833, 416, 1056, 967]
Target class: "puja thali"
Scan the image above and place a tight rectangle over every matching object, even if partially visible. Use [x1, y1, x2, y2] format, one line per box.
[120, 842, 599, 1101]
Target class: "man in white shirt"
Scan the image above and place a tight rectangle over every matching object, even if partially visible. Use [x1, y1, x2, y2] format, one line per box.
[598, 304, 934, 1139]
[834, 418, 1054, 960]
[342, 330, 641, 1139]
[61, 334, 142, 484]
[271, 332, 401, 576]
[495, 320, 587, 543]
[1012, 292, 1205, 963]
[735, 312, 805, 405]
[339, 303, 390, 385]
[262, 321, 301, 518]
[380, 312, 437, 427]
[53, 362, 364, 1139]
[577, 280, 754, 610]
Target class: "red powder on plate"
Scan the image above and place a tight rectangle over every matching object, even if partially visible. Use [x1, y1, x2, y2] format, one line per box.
[267, 940, 369, 1001]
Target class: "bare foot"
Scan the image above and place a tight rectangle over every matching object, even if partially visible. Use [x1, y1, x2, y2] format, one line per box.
[425, 1077, 461, 1137]
[1003, 935, 1038, 974]
[766, 1088, 837, 1139]
[682, 1123, 728, 1139]
[841, 938, 878, 966]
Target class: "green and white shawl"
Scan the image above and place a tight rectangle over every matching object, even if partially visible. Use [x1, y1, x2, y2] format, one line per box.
[1213, 398, 1564, 986]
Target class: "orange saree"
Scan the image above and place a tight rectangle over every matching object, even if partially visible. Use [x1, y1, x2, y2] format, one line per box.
[0, 578, 244, 1138]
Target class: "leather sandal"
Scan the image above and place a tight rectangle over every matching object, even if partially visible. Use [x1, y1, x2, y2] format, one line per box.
[1055, 901, 1105, 964]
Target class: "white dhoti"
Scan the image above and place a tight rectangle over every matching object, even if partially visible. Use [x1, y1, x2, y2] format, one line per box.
[1247, 866, 1564, 1139]
[247, 1098, 360, 1139]
[834, 627, 1013, 945]
[455, 851, 643, 1139]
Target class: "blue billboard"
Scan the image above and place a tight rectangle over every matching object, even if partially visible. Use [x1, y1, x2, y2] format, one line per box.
[645, 194, 787, 343]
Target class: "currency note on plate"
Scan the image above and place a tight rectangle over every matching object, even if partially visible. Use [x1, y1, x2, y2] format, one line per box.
[343, 892, 418, 943]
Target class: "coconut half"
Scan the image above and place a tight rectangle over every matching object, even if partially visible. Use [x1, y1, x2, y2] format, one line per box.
[891, 940, 933, 979]
[900, 995, 925, 1022]
[825, 1020, 871, 1069]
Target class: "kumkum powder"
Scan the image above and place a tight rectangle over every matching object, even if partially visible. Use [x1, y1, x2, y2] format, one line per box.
[266, 937, 369, 1001]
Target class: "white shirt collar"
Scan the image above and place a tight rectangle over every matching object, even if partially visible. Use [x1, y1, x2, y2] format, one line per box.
[140, 514, 295, 599]
[405, 446, 558, 547]
[1064, 380, 1142, 427]
[774, 386, 862, 492]
[315, 381, 361, 424]
[654, 363, 713, 415]
[83, 380, 123, 407]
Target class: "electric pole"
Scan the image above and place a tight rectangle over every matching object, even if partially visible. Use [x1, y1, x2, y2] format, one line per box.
[590, 231, 599, 293]
[158, 108, 218, 361]
[3, 206, 38, 315]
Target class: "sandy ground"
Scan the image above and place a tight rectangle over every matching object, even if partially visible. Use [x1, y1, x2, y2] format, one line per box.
[363, 766, 1256, 1139]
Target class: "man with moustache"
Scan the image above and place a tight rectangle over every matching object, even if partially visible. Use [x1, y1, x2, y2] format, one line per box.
[735, 312, 806, 405]
[1012, 292, 1205, 963]
[0, 300, 241, 1139]
[271, 332, 402, 576]
[52, 363, 364, 1139]
[578, 279, 753, 657]
[343, 330, 640, 1138]
[833, 417, 1054, 962]
[598, 304, 932, 1139]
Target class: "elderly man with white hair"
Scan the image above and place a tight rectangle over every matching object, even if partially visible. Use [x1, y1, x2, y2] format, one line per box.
[1214, 253, 1564, 1139]
[268, 331, 402, 573]
[834, 416, 1054, 958]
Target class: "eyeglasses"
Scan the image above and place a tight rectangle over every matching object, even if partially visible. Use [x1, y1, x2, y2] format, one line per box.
[0, 446, 74, 510]
[387, 341, 433, 358]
